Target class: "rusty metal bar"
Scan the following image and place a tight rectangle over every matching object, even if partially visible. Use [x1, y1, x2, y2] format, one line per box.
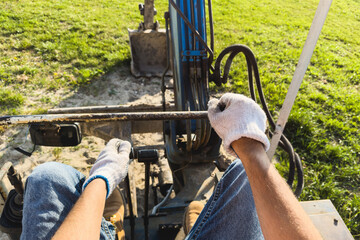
[48, 104, 175, 114]
[0, 111, 208, 126]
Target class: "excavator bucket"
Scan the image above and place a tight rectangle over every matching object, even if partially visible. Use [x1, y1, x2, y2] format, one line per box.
[128, 0, 169, 77]
[128, 29, 168, 77]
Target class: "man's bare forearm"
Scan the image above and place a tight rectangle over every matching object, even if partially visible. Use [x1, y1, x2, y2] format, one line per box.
[52, 179, 107, 240]
[232, 138, 322, 240]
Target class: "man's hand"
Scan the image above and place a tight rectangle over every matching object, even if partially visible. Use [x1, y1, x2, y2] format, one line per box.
[208, 93, 322, 240]
[82, 138, 131, 198]
[53, 139, 131, 239]
[208, 93, 270, 156]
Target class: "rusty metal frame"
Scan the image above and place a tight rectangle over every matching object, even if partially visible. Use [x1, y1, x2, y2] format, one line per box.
[0, 111, 208, 126]
[47, 104, 175, 114]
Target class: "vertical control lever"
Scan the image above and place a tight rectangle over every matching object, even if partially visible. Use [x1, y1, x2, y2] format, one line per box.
[137, 149, 159, 240]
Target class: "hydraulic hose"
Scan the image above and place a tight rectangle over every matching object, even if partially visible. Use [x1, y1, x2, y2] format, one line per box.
[210, 44, 304, 197]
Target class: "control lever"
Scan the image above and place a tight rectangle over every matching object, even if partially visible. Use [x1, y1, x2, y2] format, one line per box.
[119, 144, 159, 240]
[137, 149, 159, 240]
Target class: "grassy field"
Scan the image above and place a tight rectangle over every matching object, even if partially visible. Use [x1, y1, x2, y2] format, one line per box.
[0, 0, 359, 236]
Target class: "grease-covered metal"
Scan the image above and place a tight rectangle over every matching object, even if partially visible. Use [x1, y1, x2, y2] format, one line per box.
[0, 111, 208, 126]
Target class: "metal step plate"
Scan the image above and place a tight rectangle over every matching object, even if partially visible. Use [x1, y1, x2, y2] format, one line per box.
[301, 199, 354, 240]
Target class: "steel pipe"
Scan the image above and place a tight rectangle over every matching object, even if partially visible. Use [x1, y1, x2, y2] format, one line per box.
[47, 104, 175, 114]
[0, 111, 208, 126]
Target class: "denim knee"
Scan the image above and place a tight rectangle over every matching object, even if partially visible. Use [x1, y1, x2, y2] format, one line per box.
[30, 162, 73, 178]
[26, 162, 85, 194]
[22, 162, 86, 240]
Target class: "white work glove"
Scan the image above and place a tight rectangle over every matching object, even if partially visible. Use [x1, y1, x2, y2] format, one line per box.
[208, 93, 270, 157]
[82, 138, 131, 198]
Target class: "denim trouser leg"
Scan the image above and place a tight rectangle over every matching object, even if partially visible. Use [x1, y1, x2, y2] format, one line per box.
[21, 162, 115, 240]
[186, 159, 264, 240]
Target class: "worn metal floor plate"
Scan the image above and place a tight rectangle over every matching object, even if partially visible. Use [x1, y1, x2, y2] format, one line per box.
[123, 199, 354, 239]
[301, 199, 354, 240]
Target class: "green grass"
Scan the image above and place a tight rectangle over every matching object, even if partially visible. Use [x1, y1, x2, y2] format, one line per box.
[0, 88, 24, 114]
[210, 0, 360, 235]
[0, 0, 167, 113]
[0, 0, 359, 236]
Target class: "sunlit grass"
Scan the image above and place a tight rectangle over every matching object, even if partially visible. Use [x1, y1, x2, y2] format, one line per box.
[211, 0, 359, 234]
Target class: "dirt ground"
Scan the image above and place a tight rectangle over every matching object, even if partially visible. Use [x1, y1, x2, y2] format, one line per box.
[0, 67, 169, 176]
[0, 67, 170, 239]
[0, 67, 231, 239]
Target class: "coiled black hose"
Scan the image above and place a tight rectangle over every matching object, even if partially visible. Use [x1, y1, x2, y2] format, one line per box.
[210, 44, 304, 197]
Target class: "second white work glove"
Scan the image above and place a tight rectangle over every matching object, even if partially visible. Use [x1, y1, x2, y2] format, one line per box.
[82, 138, 131, 198]
[208, 93, 270, 157]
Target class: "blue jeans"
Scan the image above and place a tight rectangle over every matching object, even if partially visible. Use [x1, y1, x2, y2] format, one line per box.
[21, 162, 115, 240]
[21, 160, 263, 239]
[186, 159, 264, 239]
